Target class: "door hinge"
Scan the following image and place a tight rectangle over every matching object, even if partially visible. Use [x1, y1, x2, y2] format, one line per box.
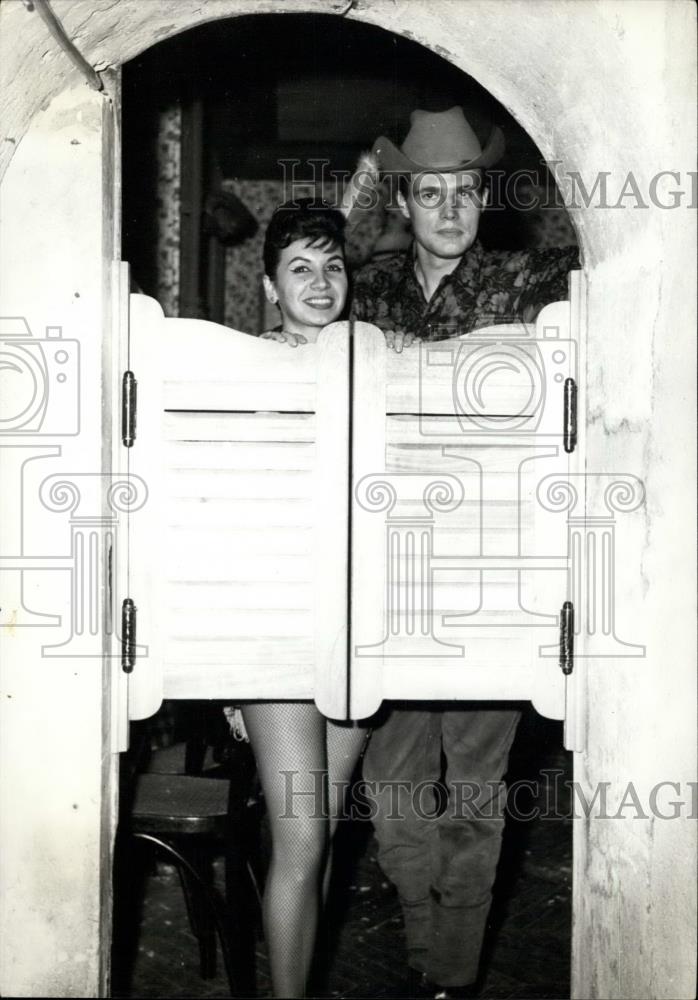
[560, 600, 574, 675]
[122, 370, 137, 447]
[121, 597, 137, 673]
[563, 377, 577, 454]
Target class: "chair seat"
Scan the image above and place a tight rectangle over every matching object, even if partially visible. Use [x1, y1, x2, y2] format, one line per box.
[130, 774, 230, 836]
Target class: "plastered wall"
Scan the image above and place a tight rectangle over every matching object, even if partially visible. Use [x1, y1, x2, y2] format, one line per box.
[0, 2, 695, 997]
[0, 84, 118, 995]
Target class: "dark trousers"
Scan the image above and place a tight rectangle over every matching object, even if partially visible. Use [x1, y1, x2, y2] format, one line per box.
[362, 704, 520, 987]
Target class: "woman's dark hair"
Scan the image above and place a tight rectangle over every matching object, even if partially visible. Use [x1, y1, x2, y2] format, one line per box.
[263, 198, 346, 278]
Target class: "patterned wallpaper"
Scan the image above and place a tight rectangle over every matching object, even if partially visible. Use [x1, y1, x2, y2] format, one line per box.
[154, 105, 182, 318]
[221, 180, 280, 332]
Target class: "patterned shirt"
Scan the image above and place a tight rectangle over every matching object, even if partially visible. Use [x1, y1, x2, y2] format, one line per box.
[351, 240, 579, 340]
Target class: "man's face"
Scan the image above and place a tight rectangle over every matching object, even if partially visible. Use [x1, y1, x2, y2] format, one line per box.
[398, 170, 486, 260]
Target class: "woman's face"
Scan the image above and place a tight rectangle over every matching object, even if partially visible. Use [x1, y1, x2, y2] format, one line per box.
[265, 238, 348, 341]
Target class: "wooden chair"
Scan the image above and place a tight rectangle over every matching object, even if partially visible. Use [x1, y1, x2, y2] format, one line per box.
[114, 703, 260, 996]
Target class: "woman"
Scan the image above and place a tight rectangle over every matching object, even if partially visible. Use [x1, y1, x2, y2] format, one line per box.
[260, 197, 349, 347]
[242, 199, 368, 998]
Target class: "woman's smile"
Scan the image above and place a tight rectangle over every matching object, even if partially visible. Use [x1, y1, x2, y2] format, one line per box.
[303, 295, 336, 309]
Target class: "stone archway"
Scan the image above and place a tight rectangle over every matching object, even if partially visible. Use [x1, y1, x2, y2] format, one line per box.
[0, 3, 695, 998]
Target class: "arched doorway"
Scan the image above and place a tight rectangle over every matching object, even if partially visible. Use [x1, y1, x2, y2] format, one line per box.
[0, 3, 694, 998]
[115, 13, 579, 996]
[121, 14, 580, 321]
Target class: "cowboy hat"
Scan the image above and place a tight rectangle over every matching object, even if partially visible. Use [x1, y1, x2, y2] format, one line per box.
[373, 106, 505, 174]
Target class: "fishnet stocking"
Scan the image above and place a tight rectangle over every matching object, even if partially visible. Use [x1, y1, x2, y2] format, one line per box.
[241, 702, 367, 998]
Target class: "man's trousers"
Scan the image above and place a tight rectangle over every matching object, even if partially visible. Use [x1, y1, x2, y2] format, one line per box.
[362, 703, 521, 987]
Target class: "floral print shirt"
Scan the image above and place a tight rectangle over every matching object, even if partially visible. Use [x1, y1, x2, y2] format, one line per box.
[351, 240, 580, 340]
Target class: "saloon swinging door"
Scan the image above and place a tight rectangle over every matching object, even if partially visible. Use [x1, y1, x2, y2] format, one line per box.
[116, 268, 585, 748]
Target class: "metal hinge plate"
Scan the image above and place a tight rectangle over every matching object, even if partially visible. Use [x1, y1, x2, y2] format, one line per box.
[560, 600, 574, 675]
[121, 597, 136, 673]
[563, 377, 577, 454]
[122, 370, 137, 447]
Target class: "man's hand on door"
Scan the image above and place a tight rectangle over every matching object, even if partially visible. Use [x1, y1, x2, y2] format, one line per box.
[384, 329, 420, 353]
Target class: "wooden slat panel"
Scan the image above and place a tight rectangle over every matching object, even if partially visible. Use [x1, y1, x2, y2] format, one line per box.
[163, 525, 311, 557]
[163, 440, 315, 471]
[164, 497, 315, 528]
[382, 659, 536, 698]
[165, 608, 311, 638]
[165, 468, 314, 499]
[163, 665, 314, 700]
[166, 580, 313, 611]
[163, 636, 313, 665]
[163, 411, 316, 443]
[166, 552, 311, 583]
[386, 415, 539, 442]
[386, 441, 549, 474]
[164, 380, 316, 411]
[383, 656, 565, 720]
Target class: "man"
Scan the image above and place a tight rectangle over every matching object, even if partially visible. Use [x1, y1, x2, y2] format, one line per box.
[351, 107, 578, 998]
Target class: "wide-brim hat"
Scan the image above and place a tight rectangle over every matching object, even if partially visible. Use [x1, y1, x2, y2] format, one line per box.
[373, 106, 505, 174]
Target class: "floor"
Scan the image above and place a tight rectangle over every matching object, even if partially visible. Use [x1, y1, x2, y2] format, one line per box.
[112, 708, 572, 999]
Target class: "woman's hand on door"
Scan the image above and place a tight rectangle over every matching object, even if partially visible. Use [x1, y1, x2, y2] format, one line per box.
[261, 328, 308, 347]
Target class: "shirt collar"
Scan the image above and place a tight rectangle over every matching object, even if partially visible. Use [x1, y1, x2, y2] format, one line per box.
[402, 238, 486, 299]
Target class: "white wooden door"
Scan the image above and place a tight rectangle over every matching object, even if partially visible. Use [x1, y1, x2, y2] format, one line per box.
[123, 294, 350, 720]
[350, 281, 582, 739]
[122, 276, 582, 735]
